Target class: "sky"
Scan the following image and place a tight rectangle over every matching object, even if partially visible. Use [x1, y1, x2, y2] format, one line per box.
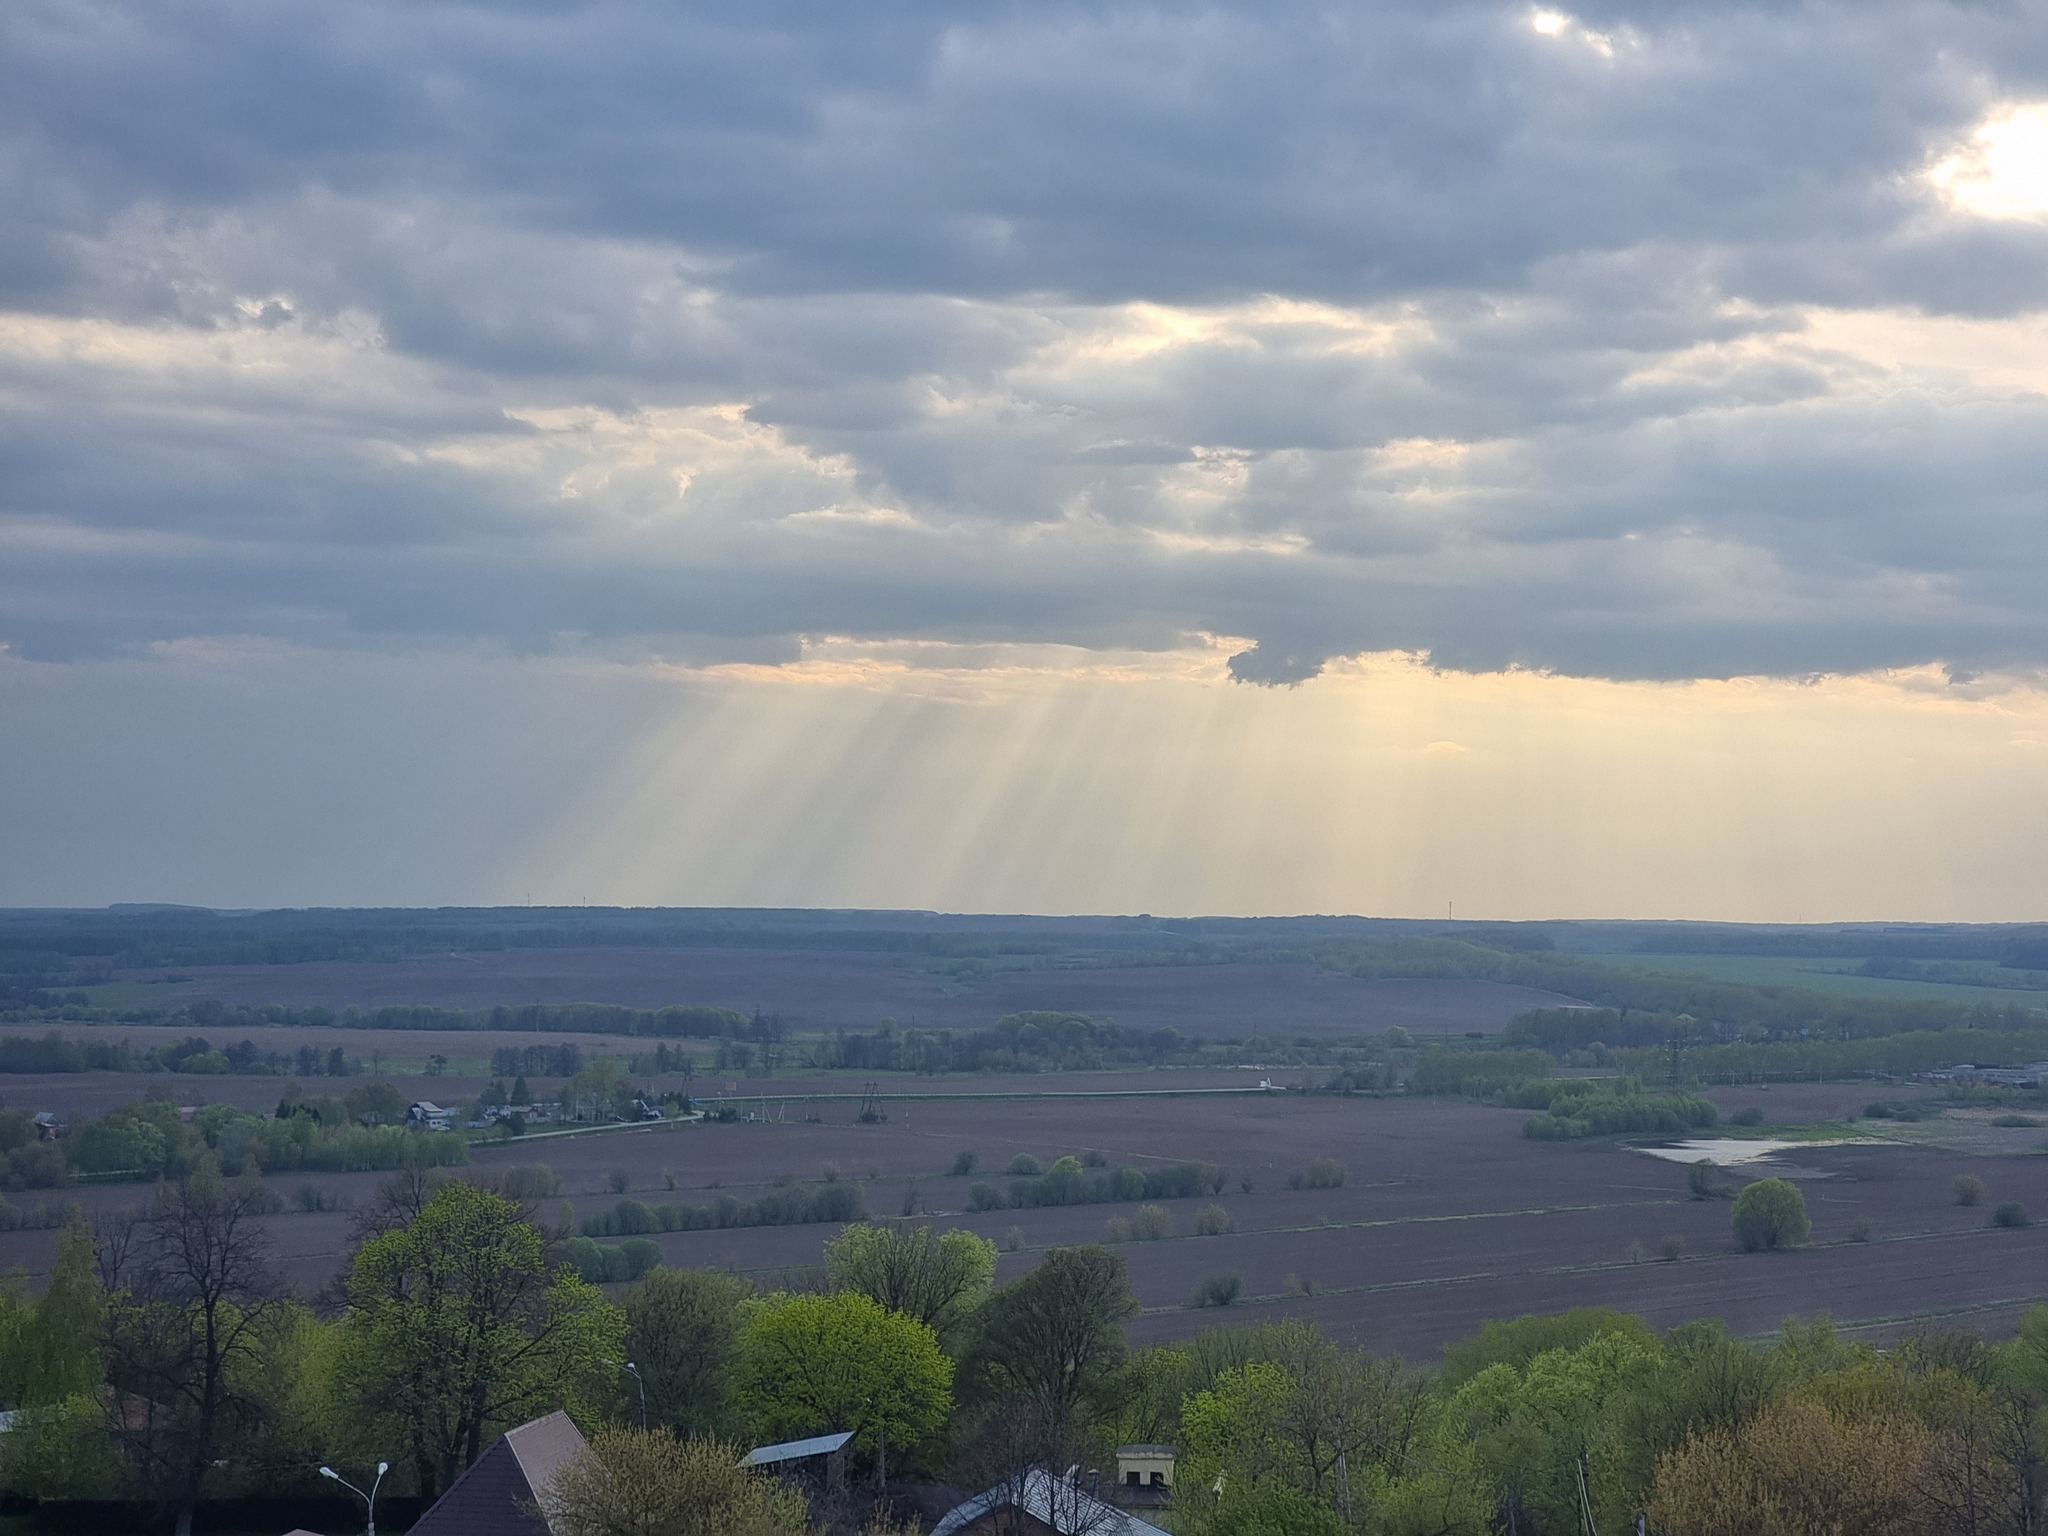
[4, 1, 2048, 919]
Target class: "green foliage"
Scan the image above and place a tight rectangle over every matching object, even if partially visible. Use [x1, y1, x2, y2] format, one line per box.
[1954, 1173, 1986, 1206]
[1409, 1048, 1554, 1097]
[581, 1181, 863, 1236]
[966, 1247, 1135, 1433]
[565, 1236, 662, 1284]
[1192, 1203, 1233, 1235]
[1733, 1178, 1810, 1252]
[736, 1291, 952, 1473]
[334, 1180, 625, 1496]
[1131, 1203, 1172, 1240]
[1286, 1158, 1345, 1190]
[1517, 1077, 1718, 1139]
[1441, 1307, 1653, 1387]
[1207, 1481, 1348, 1536]
[1992, 1201, 2030, 1228]
[0, 1393, 124, 1498]
[622, 1267, 750, 1438]
[0, 1220, 103, 1408]
[539, 1428, 814, 1536]
[967, 1158, 1215, 1211]
[823, 1223, 996, 1345]
[950, 1149, 978, 1176]
[62, 1095, 466, 1182]
[1687, 1159, 1720, 1199]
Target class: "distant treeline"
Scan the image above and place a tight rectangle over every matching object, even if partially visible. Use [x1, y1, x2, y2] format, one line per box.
[0, 1030, 356, 1079]
[0, 906, 1173, 973]
[1508, 1006, 2048, 1084]
[1314, 937, 2047, 1042]
[805, 1012, 1203, 1074]
[580, 1183, 865, 1237]
[1404, 1050, 1717, 1138]
[4, 999, 754, 1039]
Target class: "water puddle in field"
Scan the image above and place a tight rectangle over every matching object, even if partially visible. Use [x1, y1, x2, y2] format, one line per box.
[1637, 1138, 1804, 1166]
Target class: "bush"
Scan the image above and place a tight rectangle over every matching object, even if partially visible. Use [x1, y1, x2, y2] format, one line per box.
[293, 1184, 336, 1213]
[1002, 1226, 1024, 1253]
[950, 1150, 978, 1176]
[1623, 1239, 1647, 1264]
[968, 1182, 1003, 1212]
[1520, 1079, 1719, 1140]
[1287, 1158, 1346, 1191]
[499, 1163, 562, 1200]
[1729, 1107, 1764, 1126]
[1992, 1113, 2042, 1128]
[1081, 1149, 1108, 1168]
[1193, 1272, 1242, 1308]
[1131, 1204, 1173, 1241]
[1687, 1159, 1720, 1200]
[1006, 1154, 1043, 1177]
[608, 1170, 631, 1194]
[1851, 1216, 1874, 1242]
[1193, 1204, 1233, 1236]
[1103, 1216, 1132, 1242]
[1659, 1235, 1684, 1262]
[1954, 1175, 1986, 1207]
[1993, 1202, 2030, 1228]
[1733, 1178, 1810, 1252]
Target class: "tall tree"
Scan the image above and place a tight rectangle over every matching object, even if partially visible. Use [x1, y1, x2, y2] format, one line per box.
[101, 1167, 284, 1536]
[333, 1180, 623, 1496]
[966, 1246, 1135, 1451]
[737, 1292, 952, 1480]
[823, 1224, 996, 1347]
[622, 1267, 750, 1437]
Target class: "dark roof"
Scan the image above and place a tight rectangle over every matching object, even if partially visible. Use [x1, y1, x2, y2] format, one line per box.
[407, 1411, 587, 1536]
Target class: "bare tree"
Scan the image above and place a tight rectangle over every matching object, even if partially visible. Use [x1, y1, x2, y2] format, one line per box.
[102, 1169, 284, 1536]
[955, 1395, 1130, 1536]
[346, 1159, 452, 1243]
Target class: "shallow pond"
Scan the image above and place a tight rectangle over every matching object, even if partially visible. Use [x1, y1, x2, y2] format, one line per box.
[1637, 1137, 1806, 1166]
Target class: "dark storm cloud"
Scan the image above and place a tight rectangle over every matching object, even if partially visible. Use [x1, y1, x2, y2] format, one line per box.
[6, 0, 2048, 679]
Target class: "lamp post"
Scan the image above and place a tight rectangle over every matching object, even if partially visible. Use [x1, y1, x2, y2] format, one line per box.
[625, 1359, 647, 1429]
[320, 1460, 389, 1536]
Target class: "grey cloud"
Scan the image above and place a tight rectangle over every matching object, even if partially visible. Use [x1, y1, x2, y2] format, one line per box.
[7, 1, 2048, 682]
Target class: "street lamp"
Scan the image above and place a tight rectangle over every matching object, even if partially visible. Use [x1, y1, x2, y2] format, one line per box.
[321, 1460, 389, 1536]
[625, 1360, 647, 1429]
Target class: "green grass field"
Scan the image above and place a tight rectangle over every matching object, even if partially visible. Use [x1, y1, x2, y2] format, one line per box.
[1577, 952, 2048, 1011]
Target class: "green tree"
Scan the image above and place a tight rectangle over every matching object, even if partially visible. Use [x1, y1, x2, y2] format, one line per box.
[0, 1219, 103, 1407]
[623, 1268, 750, 1437]
[736, 1292, 952, 1478]
[0, 1221, 121, 1499]
[540, 1427, 817, 1536]
[1733, 1178, 1810, 1252]
[823, 1224, 996, 1347]
[333, 1180, 624, 1497]
[966, 1246, 1135, 1443]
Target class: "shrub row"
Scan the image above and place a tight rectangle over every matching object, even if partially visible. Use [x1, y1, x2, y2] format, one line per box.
[966, 1158, 1221, 1212]
[565, 1235, 663, 1284]
[580, 1182, 864, 1237]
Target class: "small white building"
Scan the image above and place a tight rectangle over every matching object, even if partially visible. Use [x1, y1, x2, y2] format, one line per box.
[1116, 1444, 1175, 1504]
